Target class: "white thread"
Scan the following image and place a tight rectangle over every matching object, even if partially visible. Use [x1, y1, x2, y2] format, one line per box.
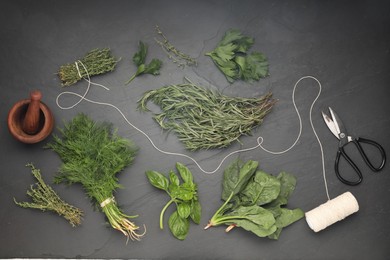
[55, 62, 330, 200]
[305, 191, 359, 232]
[100, 197, 116, 208]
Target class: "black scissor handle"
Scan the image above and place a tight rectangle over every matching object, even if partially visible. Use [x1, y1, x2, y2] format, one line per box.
[335, 147, 362, 186]
[354, 137, 386, 171]
[335, 137, 386, 186]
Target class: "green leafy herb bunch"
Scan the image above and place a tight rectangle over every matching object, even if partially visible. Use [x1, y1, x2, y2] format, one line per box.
[14, 163, 83, 227]
[206, 29, 269, 83]
[205, 159, 304, 240]
[46, 114, 144, 241]
[146, 163, 201, 240]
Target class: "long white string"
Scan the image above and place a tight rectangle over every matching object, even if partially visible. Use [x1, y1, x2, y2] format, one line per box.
[56, 61, 330, 200]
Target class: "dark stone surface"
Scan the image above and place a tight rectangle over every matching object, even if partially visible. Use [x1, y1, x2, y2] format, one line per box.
[1, 0, 389, 259]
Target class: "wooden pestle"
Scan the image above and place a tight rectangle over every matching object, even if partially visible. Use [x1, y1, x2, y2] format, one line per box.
[22, 90, 42, 135]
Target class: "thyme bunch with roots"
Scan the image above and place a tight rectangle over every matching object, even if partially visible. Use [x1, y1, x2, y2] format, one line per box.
[46, 114, 145, 241]
[138, 81, 275, 150]
[14, 163, 83, 227]
[58, 48, 119, 87]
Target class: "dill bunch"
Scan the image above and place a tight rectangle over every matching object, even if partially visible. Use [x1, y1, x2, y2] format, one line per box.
[14, 163, 83, 227]
[58, 48, 119, 87]
[45, 114, 144, 241]
[138, 81, 275, 150]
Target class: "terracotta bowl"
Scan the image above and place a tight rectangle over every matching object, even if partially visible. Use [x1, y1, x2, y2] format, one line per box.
[7, 99, 54, 144]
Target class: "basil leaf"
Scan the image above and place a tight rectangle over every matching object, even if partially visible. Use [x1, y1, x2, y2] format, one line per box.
[168, 211, 190, 240]
[169, 170, 180, 186]
[177, 202, 191, 219]
[145, 170, 169, 191]
[190, 200, 201, 224]
[222, 159, 258, 201]
[176, 162, 193, 184]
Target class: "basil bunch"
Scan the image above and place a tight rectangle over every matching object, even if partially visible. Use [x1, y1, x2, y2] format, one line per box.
[146, 163, 201, 240]
[205, 159, 304, 239]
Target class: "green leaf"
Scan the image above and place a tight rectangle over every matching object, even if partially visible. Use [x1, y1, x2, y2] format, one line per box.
[175, 182, 195, 201]
[176, 162, 193, 184]
[243, 52, 268, 81]
[190, 200, 201, 224]
[267, 208, 304, 240]
[219, 29, 247, 47]
[146, 170, 169, 191]
[226, 205, 277, 237]
[169, 170, 180, 186]
[177, 202, 191, 218]
[222, 159, 258, 201]
[234, 218, 277, 237]
[144, 58, 162, 75]
[275, 208, 304, 228]
[133, 41, 147, 66]
[240, 170, 281, 206]
[168, 211, 190, 240]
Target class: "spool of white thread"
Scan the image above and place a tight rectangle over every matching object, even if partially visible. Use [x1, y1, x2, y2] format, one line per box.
[305, 191, 359, 232]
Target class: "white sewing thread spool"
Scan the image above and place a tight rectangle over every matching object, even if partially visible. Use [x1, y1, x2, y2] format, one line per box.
[305, 191, 359, 232]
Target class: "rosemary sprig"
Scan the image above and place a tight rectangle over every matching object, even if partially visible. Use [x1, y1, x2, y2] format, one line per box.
[138, 80, 275, 150]
[58, 48, 119, 87]
[46, 114, 145, 241]
[155, 25, 197, 68]
[14, 163, 83, 227]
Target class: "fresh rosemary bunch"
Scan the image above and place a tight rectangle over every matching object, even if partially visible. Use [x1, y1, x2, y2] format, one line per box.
[14, 163, 83, 227]
[45, 114, 144, 241]
[138, 80, 275, 150]
[58, 48, 119, 87]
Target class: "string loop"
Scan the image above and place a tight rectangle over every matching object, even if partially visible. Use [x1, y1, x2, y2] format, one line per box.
[56, 62, 329, 199]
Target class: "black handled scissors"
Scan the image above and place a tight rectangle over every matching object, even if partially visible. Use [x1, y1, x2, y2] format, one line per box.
[322, 107, 386, 186]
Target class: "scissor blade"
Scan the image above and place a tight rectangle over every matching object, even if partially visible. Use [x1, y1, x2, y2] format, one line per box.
[322, 111, 340, 139]
[329, 107, 348, 137]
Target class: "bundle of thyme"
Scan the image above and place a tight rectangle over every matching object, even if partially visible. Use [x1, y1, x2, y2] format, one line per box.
[138, 81, 275, 150]
[14, 163, 83, 227]
[58, 48, 119, 87]
[46, 114, 144, 241]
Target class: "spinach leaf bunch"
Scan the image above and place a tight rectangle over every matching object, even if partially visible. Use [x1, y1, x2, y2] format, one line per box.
[46, 113, 144, 241]
[205, 159, 304, 240]
[138, 81, 275, 150]
[146, 163, 201, 240]
[125, 41, 162, 85]
[206, 29, 269, 83]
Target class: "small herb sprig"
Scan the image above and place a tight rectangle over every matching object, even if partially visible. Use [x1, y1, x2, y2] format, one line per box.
[138, 80, 275, 150]
[58, 48, 119, 87]
[146, 163, 201, 240]
[14, 163, 83, 227]
[46, 114, 144, 241]
[125, 41, 162, 85]
[155, 25, 197, 68]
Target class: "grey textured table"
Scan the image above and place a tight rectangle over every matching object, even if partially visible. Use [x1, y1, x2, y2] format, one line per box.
[1, 0, 389, 259]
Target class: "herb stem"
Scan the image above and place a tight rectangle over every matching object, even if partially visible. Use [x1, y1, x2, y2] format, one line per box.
[207, 192, 234, 228]
[160, 198, 175, 229]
